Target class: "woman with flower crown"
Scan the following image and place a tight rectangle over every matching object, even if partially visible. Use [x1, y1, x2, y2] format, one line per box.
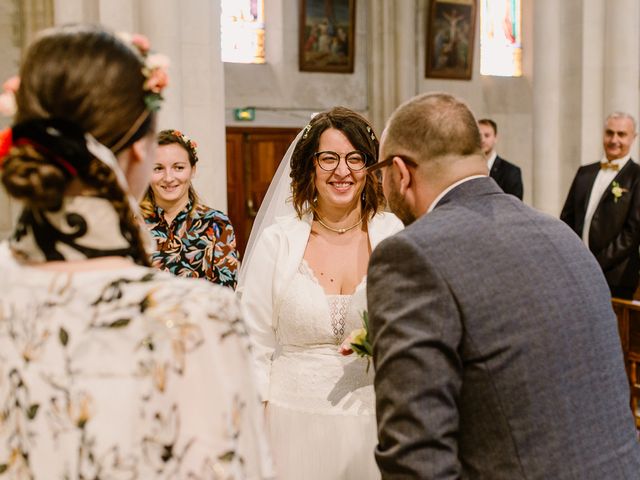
[0, 25, 271, 478]
[140, 129, 239, 288]
[238, 107, 403, 479]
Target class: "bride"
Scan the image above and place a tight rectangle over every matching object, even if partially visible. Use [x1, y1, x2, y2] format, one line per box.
[238, 107, 403, 479]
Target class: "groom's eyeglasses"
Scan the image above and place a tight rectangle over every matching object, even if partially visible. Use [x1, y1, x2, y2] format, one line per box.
[314, 150, 369, 172]
[366, 154, 418, 173]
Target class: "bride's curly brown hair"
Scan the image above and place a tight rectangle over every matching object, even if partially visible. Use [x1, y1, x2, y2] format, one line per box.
[289, 106, 384, 220]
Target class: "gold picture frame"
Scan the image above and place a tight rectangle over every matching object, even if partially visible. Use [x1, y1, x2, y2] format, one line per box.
[299, 0, 356, 73]
[426, 0, 477, 80]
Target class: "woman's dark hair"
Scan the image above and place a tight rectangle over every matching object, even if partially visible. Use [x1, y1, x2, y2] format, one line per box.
[290, 106, 384, 220]
[140, 129, 200, 218]
[1, 24, 155, 266]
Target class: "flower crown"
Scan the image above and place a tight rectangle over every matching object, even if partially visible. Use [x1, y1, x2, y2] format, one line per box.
[170, 129, 199, 162]
[116, 32, 170, 112]
[0, 33, 169, 118]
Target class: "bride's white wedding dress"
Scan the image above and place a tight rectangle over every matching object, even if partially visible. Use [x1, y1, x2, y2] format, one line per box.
[239, 211, 402, 479]
[267, 259, 379, 479]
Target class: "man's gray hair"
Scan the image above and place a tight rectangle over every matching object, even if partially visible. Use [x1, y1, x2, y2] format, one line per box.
[605, 111, 637, 132]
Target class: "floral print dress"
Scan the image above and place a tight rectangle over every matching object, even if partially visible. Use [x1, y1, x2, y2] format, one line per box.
[0, 242, 271, 479]
[144, 202, 239, 288]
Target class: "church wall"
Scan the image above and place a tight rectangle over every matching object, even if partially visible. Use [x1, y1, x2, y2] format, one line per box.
[414, 0, 534, 205]
[224, 0, 538, 205]
[224, 0, 370, 128]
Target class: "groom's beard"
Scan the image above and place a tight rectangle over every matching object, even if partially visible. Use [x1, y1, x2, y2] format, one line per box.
[386, 182, 416, 226]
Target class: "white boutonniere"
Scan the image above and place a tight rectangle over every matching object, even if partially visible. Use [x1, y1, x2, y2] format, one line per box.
[611, 181, 628, 203]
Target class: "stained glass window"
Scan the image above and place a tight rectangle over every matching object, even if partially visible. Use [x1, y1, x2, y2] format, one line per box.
[221, 0, 265, 64]
[480, 0, 522, 77]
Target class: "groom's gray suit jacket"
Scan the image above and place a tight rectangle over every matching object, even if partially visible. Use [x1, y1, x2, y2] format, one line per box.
[368, 177, 640, 479]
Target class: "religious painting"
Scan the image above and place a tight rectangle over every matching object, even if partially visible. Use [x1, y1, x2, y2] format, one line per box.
[426, 0, 477, 80]
[299, 0, 356, 73]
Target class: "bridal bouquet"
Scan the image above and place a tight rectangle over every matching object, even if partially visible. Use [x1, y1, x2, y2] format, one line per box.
[339, 311, 373, 371]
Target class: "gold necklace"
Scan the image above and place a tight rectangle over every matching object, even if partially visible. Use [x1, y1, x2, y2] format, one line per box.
[316, 215, 364, 234]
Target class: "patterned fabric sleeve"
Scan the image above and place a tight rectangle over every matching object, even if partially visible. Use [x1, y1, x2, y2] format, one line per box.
[207, 211, 239, 289]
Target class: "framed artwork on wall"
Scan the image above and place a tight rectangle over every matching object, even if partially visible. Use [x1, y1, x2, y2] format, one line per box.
[425, 0, 477, 80]
[299, 0, 356, 73]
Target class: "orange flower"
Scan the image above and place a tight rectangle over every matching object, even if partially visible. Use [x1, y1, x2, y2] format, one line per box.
[144, 67, 169, 94]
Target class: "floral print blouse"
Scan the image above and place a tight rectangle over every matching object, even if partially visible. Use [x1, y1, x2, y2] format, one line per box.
[144, 202, 239, 289]
[0, 243, 272, 479]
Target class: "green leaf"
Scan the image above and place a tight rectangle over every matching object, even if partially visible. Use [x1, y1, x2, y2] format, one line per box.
[59, 327, 69, 346]
[218, 450, 235, 462]
[108, 318, 131, 328]
[27, 403, 40, 420]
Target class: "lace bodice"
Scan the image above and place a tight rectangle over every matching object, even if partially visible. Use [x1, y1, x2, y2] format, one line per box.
[274, 260, 366, 348]
[268, 259, 373, 415]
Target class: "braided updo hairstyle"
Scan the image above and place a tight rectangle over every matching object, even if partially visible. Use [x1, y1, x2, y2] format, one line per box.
[1, 24, 156, 266]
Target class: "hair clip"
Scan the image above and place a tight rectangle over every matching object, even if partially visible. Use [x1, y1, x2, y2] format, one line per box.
[302, 123, 312, 139]
[366, 125, 376, 141]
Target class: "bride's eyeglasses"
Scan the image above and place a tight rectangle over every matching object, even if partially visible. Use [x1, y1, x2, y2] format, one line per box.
[313, 150, 369, 172]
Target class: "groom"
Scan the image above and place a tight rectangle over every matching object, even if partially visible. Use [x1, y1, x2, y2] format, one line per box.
[366, 92, 640, 479]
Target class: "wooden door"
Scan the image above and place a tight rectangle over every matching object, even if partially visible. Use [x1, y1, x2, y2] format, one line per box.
[226, 127, 300, 257]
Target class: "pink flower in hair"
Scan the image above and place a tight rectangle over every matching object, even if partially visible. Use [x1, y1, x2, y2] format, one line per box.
[145, 53, 170, 71]
[130, 34, 150, 54]
[3, 76, 20, 93]
[0, 76, 19, 117]
[117, 32, 170, 112]
[143, 54, 170, 93]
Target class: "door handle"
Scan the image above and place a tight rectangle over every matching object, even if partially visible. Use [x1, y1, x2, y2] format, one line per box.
[246, 198, 258, 218]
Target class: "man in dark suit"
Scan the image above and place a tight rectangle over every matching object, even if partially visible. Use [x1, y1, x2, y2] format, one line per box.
[367, 93, 640, 479]
[560, 112, 640, 299]
[478, 118, 523, 199]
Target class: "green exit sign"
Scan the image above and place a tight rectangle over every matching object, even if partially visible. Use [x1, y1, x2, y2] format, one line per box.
[234, 107, 255, 121]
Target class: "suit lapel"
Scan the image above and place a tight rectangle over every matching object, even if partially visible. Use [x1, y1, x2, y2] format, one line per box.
[594, 159, 634, 211]
[490, 156, 503, 178]
[580, 164, 601, 217]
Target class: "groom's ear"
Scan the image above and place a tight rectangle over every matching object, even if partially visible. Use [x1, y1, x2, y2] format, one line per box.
[393, 156, 413, 196]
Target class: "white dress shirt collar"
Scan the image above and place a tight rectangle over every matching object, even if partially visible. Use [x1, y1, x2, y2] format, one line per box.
[487, 151, 498, 171]
[427, 175, 486, 213]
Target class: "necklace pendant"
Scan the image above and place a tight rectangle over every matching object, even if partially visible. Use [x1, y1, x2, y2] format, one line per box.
[338, 228, 346, 234]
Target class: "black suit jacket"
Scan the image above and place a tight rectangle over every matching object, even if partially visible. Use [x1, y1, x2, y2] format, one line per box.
[560, 159, 640, 296]
[489, 155, 523, 199]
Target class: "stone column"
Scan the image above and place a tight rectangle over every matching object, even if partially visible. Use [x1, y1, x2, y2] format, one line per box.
[368, 0, 416, 133]
[139, 0, 183, 127]
[394, 0, 417, 107]
[580, 0, 605, 165]
[604, 0, 640, 158]
[97, 0, 134, 32]
[532, 0, 562, 214]
[139, 0, 227, 210]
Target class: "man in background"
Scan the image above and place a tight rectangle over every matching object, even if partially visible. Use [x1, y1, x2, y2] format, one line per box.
[478, 118, 523, 199]
[560, 112, 640, 299]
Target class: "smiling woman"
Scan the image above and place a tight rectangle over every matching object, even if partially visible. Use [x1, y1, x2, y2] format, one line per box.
[239, 107, 404, 479]
[140, 129, 239, 288]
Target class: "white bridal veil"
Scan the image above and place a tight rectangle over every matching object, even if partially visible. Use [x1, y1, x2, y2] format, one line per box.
[237, 129, 305, 290]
